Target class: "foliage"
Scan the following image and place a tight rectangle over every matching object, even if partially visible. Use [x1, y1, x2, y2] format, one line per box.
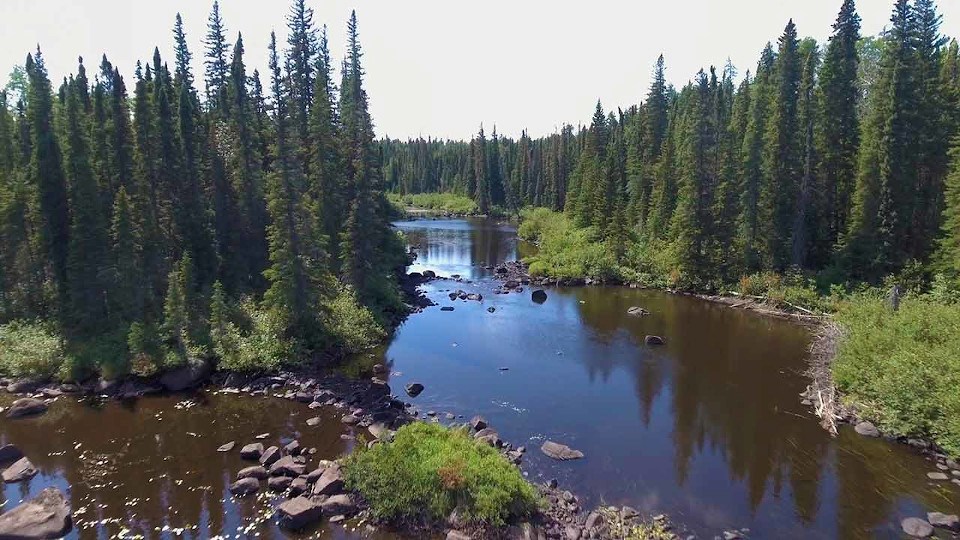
[393, 192, 479, 215]
[833, 296, 960, 455]
[0, 320, 65, 379]
[210, 297, 295, 373]
[326, 288, 386, 354]
[519, 208, 619, 280]
[343, 423, 539, 527]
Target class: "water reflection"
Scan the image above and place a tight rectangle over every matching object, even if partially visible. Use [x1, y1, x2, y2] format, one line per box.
[379, 218, 960, 539]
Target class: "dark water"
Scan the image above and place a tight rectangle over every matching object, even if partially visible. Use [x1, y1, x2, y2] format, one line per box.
[388, 217, 960, 539]
[0, 216, 957, 539]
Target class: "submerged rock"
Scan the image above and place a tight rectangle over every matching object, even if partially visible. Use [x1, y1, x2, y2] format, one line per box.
[440, 306, 455, 312]
[531, 290, 548, 304]
[217, 441, 236, 453]
[2, 457, 38, 483]
[627, 306, 649, 316]
[541, 441, 584, 461]
[927, 512, 959, 531]
[902, 517, 934, 538]
[854, 421, 880, 438]
[0, 487, 72, 539]
[6, 398, 48, 419]
[644, 335, 665, 346]
[0, 444, 24, 464]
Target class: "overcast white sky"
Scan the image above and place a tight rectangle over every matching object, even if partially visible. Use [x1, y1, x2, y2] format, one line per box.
[2, 1, 959, 140]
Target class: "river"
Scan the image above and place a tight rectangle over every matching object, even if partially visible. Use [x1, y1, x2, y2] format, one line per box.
[1, 216, 958, 539]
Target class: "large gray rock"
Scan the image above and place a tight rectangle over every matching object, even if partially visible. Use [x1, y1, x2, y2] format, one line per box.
[239, 443, 264, 460]
[0, 444, 24, 463]
[541, 441, 584, 461]
[259, 446, 281, 467]
[626, 306, 649, 316]
[3, 457, 38, 483]
[928, 512, 960, 531]
[902, 517, 934, 538]
[277, 497, 322, 530]
[312, 465, 344, 496]
[268, 476, 293, 492]
[229, 477, 260, 497]
[0, 487, 72, 539]
[159, 359, 212, 392]
[237, 466, 268, 480]
[854, 421, 880, 438]
[320, 494, 356, 516]
[470, 416, 487, 431]
[270, 456, 306, 477]
[531, 290, 548, 304]
[6, 398, 48, 419]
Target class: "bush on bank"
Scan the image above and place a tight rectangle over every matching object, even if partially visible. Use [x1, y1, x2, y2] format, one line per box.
[343, 422, 540, 527]
[390, 192, 479, 215]
[832, 295, 960, 455]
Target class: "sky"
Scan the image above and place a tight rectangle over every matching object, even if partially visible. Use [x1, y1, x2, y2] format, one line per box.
[2, 0, 959, 140]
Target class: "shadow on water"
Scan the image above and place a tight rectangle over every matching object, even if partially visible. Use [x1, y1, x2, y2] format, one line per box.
[0, 216, 956, 539]
[382, 217, 960, 539]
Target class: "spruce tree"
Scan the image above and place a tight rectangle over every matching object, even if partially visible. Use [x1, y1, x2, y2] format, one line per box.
[791, 40, 821, 268]
[817, 0, 861, 251]
[110, 186, 141, 324]
[204, 1, 229, 107]
[760, 20, 801, 270]
[64, 74, 109, 335]
[935, 137, 960, 276]
[473, 125, 489, 214]
[286, 0, 319, 165]
[309, 25, 342, 265]
[26, 49, 70, 313]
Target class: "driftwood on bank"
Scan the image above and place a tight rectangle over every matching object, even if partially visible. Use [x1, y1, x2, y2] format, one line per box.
[804, 322, 844, 436]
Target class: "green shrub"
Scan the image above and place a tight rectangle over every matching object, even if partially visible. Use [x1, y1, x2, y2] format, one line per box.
[0, 321, 66, 379]
[398, 193, 479, 215]
[519, 208, 619, 279]
[212, 299, 296, 373]
[343, 423, 540, 527]
[833, 296, 960, 455]
[327, 289, 386, 354]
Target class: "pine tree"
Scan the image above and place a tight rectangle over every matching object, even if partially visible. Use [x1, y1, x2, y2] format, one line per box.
[473, 125, 489, 214]
[286, 0, 319, 165]
[263, 31, 326, 341]
[64, 73, 109, 335]
[173, 13, 194, 91]
[162, 258, 189, 365]
[846, 0, 920, 278]
[760, 20, 802, 270]
[26, 49, 70, 314]
[737, 44, 775, 271]
[309, 25, 343, 265]
[791, 40, 821, 268]
[110, 186, 141, 323]
[935, 137, 960, 276]
[204, 1, 229, 107]
[817, 0, 861, 251]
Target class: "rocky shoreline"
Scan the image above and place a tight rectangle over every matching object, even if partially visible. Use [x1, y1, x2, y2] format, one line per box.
[0, 361, 698, 539]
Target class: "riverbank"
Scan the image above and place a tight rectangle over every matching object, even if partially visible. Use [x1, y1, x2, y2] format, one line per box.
[0, 351, 690, 540]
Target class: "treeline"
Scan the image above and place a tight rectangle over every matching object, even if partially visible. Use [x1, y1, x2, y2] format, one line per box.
[385, 0, 960, 291]
[0, 1, 405, 378]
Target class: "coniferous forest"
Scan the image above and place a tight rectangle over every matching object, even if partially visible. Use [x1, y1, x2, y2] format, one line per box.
[0, 1, 407, 378]
[384, 0, 960, 297]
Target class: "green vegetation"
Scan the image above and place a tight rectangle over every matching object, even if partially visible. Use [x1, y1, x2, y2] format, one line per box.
[343, 423, 540, 527]
[833, 295, 960, 455]
[0, 321, 65, 379]
[0, 2, 404, 379]
[391, 192, 479, 215]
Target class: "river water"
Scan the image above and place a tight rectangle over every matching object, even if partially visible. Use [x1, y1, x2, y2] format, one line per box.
[1, 216, 958, 539]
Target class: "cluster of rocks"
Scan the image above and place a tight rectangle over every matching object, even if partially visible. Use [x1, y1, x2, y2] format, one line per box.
[0, 442, 73, 538]
[0, 358, 213, 403]
[901, 513, 959, 538]
[490, 261, 616, 289]
[224, 435, 358, 530]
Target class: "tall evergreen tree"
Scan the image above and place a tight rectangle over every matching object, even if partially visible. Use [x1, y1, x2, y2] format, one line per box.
[817, 0, 861, 251]
[26, 49, 70, 313]
[204, 1, 229, 106]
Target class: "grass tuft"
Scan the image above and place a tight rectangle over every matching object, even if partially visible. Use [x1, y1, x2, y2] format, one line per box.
[343, 422, 540, 527]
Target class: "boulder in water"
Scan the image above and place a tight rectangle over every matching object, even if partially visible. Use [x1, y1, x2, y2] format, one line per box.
[901, 517, 934, 538]
[0, 487, 72, 539]
[531, 290, 548, 304]
[2, 457, 37, 483]
[277, 497, 322, 529]
[6, 398, 48, 419]
[405, 382, 425, 397]
[644, 335, 665, 346]
[159, 359, 212, 392]
[541, 441, 584, 461]
[854, 421, 880, 438]
[626, 306, 649, 316]
[229, 477, 260, 497]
